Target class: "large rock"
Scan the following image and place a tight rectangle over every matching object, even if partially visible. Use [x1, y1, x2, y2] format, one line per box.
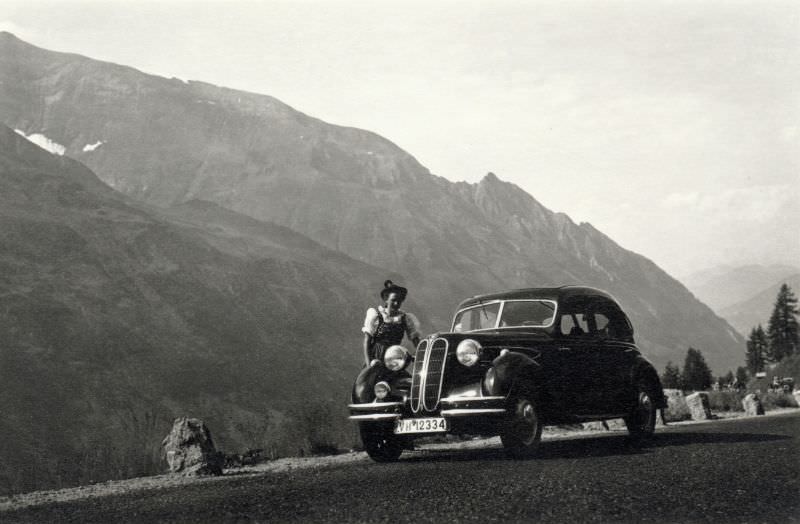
[742, 393, 765, 416]
[661, 388, 691, 423]
[685, 392, 712, 421]
[162, 417, 223, 476]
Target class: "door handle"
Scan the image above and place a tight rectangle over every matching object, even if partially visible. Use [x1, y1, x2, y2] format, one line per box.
[558, 347, 571, 352]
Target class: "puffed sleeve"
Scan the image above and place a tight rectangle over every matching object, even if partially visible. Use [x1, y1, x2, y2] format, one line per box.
[362, 307, 380, 336]
[405, 312, 422, 340]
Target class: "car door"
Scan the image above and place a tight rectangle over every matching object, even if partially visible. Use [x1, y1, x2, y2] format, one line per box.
[553, 299, 597, 415]
[592, 300, 638, 413]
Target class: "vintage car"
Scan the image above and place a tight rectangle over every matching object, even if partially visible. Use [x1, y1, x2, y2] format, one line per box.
[348, 286, 667, 461]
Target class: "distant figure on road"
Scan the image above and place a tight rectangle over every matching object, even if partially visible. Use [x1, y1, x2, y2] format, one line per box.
[362, 280, 421, 365]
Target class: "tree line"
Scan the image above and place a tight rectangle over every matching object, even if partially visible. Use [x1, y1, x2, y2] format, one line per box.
[661, 283, 799, 391]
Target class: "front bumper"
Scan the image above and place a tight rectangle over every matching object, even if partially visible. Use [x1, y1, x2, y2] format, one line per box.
[347, 401, 403, 421]
[347, 395, 508, 422]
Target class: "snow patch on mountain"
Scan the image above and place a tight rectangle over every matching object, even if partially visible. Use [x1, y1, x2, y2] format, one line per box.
[83, 141, 104, 152]
[14, 129, 66, 155]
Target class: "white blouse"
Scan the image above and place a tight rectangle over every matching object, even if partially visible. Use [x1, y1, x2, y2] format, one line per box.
[362, 306, 421, 341]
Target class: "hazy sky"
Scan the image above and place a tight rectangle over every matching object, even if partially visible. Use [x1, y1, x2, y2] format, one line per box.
[3, 0, 799, 276]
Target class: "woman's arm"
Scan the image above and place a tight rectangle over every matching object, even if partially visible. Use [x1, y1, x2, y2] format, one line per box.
[363, 333, 372, 365]
[361, 308, 379, 365]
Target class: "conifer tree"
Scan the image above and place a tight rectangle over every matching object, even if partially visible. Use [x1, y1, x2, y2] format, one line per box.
[681, 347, 713, 391]
[735, 366, 749, 386]
[766, 284, 799, 362]
[721, 370, 734, 387]
[736, 366, 750, 387]
[661, 361, 682, 389]
[745, 324, 768, 374]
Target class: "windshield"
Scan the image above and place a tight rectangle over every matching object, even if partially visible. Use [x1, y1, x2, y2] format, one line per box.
[452, 300, 557, 332]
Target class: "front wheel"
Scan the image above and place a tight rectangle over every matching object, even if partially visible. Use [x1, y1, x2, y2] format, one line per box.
[500, 398, 542, 458]
[625, 384, 656, 444]
[360, 424, 403, 462]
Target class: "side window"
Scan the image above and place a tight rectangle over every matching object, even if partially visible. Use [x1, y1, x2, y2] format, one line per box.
[558, 301, 591, 337]
[595, 299, 634, 341]
[595, 312, 610, 337]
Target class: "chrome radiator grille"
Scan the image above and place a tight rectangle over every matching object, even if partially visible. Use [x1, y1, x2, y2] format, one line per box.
[410, 338, 448, 414]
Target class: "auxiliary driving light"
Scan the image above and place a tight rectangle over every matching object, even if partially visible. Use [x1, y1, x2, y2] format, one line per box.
[374, 381, 391, 400]
[456, 339, 481, 367]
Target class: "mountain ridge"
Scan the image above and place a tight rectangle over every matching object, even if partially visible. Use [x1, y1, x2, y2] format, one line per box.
[0, 32, 745, 373]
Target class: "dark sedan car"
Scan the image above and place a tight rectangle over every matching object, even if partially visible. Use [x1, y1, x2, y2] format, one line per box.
[348, 286, 667, 461]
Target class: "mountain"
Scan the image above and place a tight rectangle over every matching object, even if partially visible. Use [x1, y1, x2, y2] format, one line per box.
[0, 31, 745, 374]
[719, 274, 800, 336]
[0, 123, 395, 494]
[681, 264, 800, 312]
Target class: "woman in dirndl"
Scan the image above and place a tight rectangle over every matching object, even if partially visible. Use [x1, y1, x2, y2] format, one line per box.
[362, 280, 421, 366]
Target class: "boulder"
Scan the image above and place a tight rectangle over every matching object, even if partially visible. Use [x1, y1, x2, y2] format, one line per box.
[742, 393, 765, 416]
[661, 388, 691, 423]
[162, 417, 223, 476]
[685, 392, 712, 421]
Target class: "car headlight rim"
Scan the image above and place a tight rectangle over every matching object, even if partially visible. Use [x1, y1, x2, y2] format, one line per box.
[384, 345, 408, 371]
[456, 339, 482, 367]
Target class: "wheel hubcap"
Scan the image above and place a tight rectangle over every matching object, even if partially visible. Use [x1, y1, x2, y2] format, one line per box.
[522, 403, 535, 422]
[638, 393, 653, 427]
[517, 400, 538, 445]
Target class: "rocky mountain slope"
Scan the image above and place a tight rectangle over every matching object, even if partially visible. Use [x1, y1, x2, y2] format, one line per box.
[0, 31, 744, 373]
[0, 123, 393, 494]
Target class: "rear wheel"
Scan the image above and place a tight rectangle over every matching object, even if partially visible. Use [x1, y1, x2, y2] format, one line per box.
[360, 424, 403, 462]
[500, 398, 542, 458]
[625, 383, 656, 444]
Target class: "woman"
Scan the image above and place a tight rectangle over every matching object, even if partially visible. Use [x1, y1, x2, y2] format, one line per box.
[362, 280, 421, 365]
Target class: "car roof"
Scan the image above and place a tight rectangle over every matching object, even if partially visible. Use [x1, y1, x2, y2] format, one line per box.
[455, 285, 618, 310]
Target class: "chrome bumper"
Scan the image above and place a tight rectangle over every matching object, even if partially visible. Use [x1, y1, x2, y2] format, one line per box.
[439, 395, 507, 418]
[347, 401, 403, 421]
[348, 396, 508, 421]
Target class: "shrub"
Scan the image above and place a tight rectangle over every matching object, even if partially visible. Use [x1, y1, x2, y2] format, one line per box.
[706, 390, 745, 412]
[761, 391, 799, 410]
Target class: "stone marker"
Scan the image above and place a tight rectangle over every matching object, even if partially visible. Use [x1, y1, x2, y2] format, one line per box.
[742, 393, 765, 416]
[684, 392, 712, 421]
[662, 388, 691, 423]
[162, 417, 223, 476]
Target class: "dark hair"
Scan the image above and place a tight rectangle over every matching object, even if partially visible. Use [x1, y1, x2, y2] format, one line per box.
[380, 280, 408, 301]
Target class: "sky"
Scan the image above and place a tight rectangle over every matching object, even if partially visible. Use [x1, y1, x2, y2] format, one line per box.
[3, 0, 799, 277]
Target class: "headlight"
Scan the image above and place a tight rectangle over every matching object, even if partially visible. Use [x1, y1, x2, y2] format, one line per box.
[374, 381, 391, 400]
[384, 345, 408, 371]
[456, 339, 481, 367]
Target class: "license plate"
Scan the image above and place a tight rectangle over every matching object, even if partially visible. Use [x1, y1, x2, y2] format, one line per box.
[393, 417, 448, 434]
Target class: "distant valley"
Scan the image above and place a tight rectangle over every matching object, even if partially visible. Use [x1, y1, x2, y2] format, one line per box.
[681, 264, 800, 335]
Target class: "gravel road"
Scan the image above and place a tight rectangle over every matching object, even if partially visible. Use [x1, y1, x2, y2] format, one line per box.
[4, 411, 799, 523]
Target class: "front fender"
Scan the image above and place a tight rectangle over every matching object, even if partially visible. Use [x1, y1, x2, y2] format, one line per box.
[351, 362, 411, 403]
[483, 350, 539, 397]
[351, 362, 384, 403]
